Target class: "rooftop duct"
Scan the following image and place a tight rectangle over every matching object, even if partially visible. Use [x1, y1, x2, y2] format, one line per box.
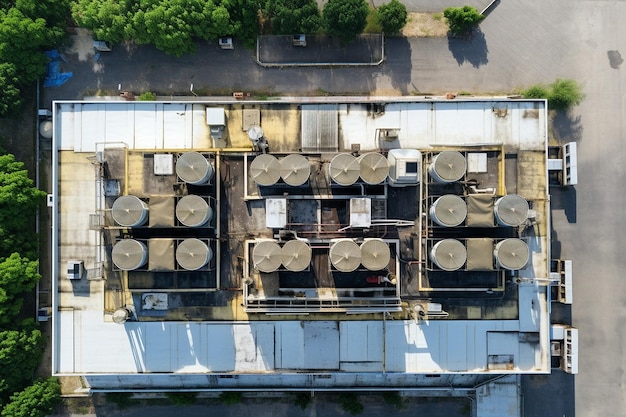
[280, 154, 310, 186]
[176, 152, 214, 184]
[330, 239, 361, 272]
[112, 239, 148, 271]
[428, 151, 466, 183]
[494, 194, 529, 227]
[176, 195, 212, 227]
[281, 240, 312, 272]
[430, 239, 466, 271]
[360, 239, 391, 271]
[430, 195, 467, 227]
[250, 154, 280, 186]
[494, 238, 529, 270]
[253, 240, 282, 273]
[358, 152, 389, 185]
[329, 153, 360, 186]
[176, 238, 212, 271]
[111, 196, 149, 227]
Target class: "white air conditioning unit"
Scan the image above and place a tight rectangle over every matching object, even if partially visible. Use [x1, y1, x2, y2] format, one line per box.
[67, 260, 84, 280]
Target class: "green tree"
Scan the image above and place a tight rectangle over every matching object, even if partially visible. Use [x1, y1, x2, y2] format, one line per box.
[265, 0, 321, 35]
[0, 326, 43, 403]
[0, 63, 21, 117]
[443, 5, 484, 36]
[376, 0, 407, 34]
[323, 0, 369, 42]
[221, 0, 262, 47]
[0, 154, 46, 259]
[548, 78, 585, 111]
[0, 254, 40, 327]
[1, 377, 61, 417]
[71, 0, 131, 43]
[16, 0, 71, 28]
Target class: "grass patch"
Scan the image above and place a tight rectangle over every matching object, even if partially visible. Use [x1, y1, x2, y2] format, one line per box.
[364, 9, 383, 33]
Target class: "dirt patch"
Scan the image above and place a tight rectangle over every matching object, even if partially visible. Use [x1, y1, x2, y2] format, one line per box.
[402, 12, 449, 38]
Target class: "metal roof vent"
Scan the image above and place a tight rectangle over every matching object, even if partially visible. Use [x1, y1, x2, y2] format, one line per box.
[176, 238, 212, 270]
[280, 154, 310, 186]
[330, 239, 361, 272]
[112, 239, 148, 271]
[428, 151, 466, 183]
[176, 152, 214, 184]
[360, 239, 391, 271]
[250, 154, 280, 186]
[281, 240, 311, 272]
[430, 239, 466, 271]
[358, 152, 389, 184]
[430, 195, 467, 227]
[112, 196, 149, 227]
[176, 195, 212, 227]
[329, 153, 360, 185]
[494, 238, 529, 270]
[253, 240, 282, 273]
[494, 194, 529, 227]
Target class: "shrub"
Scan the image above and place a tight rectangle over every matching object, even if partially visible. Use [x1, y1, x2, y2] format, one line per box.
[339, 393, 364, 415]
[106, 392, 133, 409]
[382, 391, 404, 409]
[443, 6, 484, 36]
[522, 84, 550, 99]
[294, 392, 311, 410]
[376, 0, 408, 34]
[548, 78, 585, 111]
[219, 391, 243, 404]
[165, 392, 197, 405]
[137, 91, 156, 101]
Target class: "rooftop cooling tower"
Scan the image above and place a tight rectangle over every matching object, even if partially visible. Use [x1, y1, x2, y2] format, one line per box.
[112, 239, 148, 271]
[281, 240, 312, 272]
[280, 154, 310, 186]
[494, 238, 529, 270]
[176, 195, 212, 227]
[430, 195, 467, 227]
[329, 153, 360, 186]
[253, 240, 282, 273]
[428, 151, 466, 183]
[176, 152, 214, 184]
[430, 239, 466, 271]
[494, 194, 529, 227]
[358, 152, 389, 185]
[360, 239, 391, 271]
[330, 239, 361, 272]
[176, 238, 212, 270]
[112, 196, 149, 227]
[250, 154, 280, 186]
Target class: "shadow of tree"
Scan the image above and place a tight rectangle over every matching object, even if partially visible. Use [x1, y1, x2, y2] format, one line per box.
[447, 28, 489, 68]
[552, 111, 583, 144]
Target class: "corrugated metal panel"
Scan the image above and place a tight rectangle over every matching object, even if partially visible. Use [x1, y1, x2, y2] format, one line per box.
[163, 103, 188, 148]
[303, 321, 339, 369]
[301, 104, 338, 151]
[207, 325, 236, 372]
[339, 322, 383, 372]
[134, 103, 159, 149]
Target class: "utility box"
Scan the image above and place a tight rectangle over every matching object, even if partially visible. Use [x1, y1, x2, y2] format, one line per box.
[219, 37, 234, 50]
[67, 260, 84, 280]
[292, 34, 307, 47]
[93, 40, 112, 52]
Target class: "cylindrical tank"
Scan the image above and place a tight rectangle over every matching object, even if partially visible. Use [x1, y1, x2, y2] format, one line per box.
[250, 154, 280, 186]
[39, 120, 53, 139]
[428, 151, 466, 183]
[329, 239, 361, 272]
[494, 194, 529, 227]
[494, 238, 529, 270]
[430, 239, 466, 271]
[360, 239, 391, 271]
[112, 239, 148, 271]
[176, 152, 214, 184]
[329, 153, 360, 186]
[281, 240, 312, 272]
[176, 195, 212, 227]
[358, 152, 389, 185]
[429, 195, 467, 227]
[280, 154, 310, 186]
[176, 238, 212, 270]
[111, 196, 149, 227]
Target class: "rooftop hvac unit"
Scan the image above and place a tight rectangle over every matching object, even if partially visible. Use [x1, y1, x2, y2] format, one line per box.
[39, 120, 53, 139]
[280, 154, 310, 186]
[387, 148, 421, 187]
[111, 195, 149, 227]
[176, 195, 212, 227]
[281, 240, 312, 272]
[112, 306, 136, 324]
[494, 194, 529, 227]
[253, 240, 282, 273]
[430, 239, 467, 271]
[428, 151, 466, 183]
[176, 238, 212, 271]
[430, 195, 467, 227]
[494, 238, 529, 270]
[329, 239, 361, 272]
[176, 152, 214, 185]
[360, 239, 391, 271]
[66, 260, 84, 280]
[112, 239, 148, 271]
[250, 154, 280, 186]
[358, 152, 389, 185]
[329, 153, 360, 186]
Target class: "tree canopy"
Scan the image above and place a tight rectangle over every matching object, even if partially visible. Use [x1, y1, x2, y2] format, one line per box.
[376, 0, 407, 34]
[323, 0, 369, 42]
[1, 377, 60, 417]
[265, 0, 321, 35]
[0, 254, 40, 328]
[443, 5, 484, 36]
[0, 326, 43, 404]
[0, 64, 21, 117]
